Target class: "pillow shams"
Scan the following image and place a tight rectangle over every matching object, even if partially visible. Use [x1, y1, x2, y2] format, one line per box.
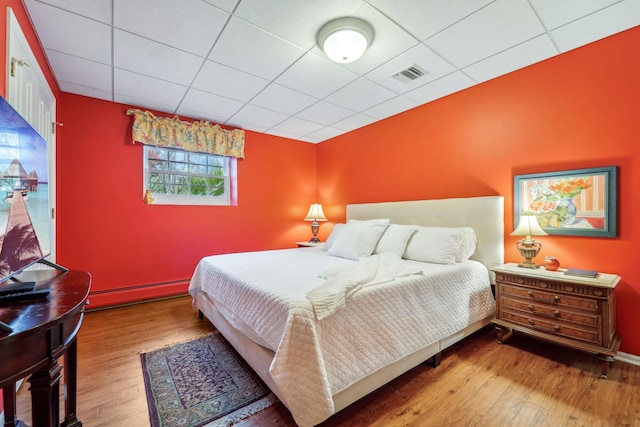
[374, 224, 418, 257]
[327, 219, 389, 260]
[403, 226, 464, 265]
[456, 227, 477, 262]
[322, 223, 345, 251]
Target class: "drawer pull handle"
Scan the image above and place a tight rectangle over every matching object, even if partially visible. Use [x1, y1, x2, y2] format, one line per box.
[527, 319, 560, 334]
[528, 305, 560, 318]
[527, 291, 559, 304]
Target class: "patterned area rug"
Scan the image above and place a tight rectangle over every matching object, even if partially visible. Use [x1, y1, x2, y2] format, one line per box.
[141, 331, 276, 427]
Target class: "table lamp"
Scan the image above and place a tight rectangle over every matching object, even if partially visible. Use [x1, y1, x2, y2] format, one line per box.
[511, 215, 548, 268]
[304, 203, 327, 243]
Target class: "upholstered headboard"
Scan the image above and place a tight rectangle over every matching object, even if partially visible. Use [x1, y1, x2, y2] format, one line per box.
[346, 196, 505, 272]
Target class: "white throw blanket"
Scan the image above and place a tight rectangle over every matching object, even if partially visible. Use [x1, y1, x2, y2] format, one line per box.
[306, 253, 424, 319]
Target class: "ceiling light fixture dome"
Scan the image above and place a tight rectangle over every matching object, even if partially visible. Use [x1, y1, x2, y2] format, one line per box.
[318, 17, 374, 64]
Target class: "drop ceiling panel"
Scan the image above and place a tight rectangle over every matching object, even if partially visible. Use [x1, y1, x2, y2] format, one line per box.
[30, 0, 112, 24]
[270, 117, 325, 137]
[463, 34, 558, 83]
[405, 72, 476, 105]
[208, 17, 306, 80]
[114, 0, 229, 57]
[202, 0, 240, 13]
[426, 0, 546, 68]
[249, 84, 317, 116]
[331, 113, 378, 132]
[46, 50, 112, 93]
[177, 89, 244, 122]
[550, 0, 640, 52]
[228, 104, 289, 132]
[363, 96, 420, 120]
[191, 61, 270, 102]
[325, 78, 396, 112]
[275, 53, 358, 99]
[368, 0, 495, 41]
[23, 0, 640, 143]
[59, 82, 112, 102]
[24, 0, 111, 65]
[114, 69, 187, 108]
[113, 30, 203, 86]
[296, 101, 356, 126]
[530, 0, 621, 30]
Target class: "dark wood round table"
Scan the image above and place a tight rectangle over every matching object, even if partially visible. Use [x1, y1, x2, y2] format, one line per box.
[0, 269, 91, 427]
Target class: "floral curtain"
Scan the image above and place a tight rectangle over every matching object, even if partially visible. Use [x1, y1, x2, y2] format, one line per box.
[126, 109, 245, 159]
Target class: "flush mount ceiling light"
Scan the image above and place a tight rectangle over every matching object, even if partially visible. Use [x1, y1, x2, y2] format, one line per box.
[317, 17, 374, 64]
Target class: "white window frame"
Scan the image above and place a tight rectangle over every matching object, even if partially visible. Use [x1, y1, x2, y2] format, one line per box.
[143, 145, 237, 206]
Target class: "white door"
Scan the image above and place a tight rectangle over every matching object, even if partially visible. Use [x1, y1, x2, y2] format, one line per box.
[6, 7, 58, 265]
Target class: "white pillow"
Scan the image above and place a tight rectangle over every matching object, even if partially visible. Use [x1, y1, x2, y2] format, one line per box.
[322, 223, 345, 251]
[374, 224, 418, 257]
[403, 226, 463, 265]
[327, 219, 390, 260]
[455, 227, 477, 262]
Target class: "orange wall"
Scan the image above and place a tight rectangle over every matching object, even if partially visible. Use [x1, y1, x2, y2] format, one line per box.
[317, 26, 640, 356]
[58, 94, 317, 307]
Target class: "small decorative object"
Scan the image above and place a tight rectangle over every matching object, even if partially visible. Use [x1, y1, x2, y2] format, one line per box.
[304, 203, 328, 243]
[143, 189, 154, 204]
[511, 215, 548, 268]
[543, 256, 560, 271]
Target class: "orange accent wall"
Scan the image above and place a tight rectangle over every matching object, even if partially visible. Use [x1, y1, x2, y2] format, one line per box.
[317, 26, 640, 356]
[58, 94, 317, 307]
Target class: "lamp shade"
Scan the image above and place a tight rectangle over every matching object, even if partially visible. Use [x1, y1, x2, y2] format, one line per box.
[318, 17, 373, 64]
[511, 215, 548, 238]
[304, 204, 327, 221]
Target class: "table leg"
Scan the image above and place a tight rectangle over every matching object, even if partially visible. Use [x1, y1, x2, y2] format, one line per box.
[2, 384, 26, 427]
[62, 338, 82, 427]
[28, 361, 62, 427]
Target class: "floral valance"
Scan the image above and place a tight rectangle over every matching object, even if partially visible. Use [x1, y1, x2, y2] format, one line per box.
[126, 109, 244, 159]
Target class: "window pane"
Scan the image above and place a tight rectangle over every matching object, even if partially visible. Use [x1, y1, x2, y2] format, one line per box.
[143, 146, 233, 205]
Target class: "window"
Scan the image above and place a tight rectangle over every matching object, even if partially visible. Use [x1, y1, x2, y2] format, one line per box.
[143, 146, 236, 206]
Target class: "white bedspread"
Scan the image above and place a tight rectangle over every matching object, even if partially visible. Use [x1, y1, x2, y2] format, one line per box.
[188, 247, 495, 427]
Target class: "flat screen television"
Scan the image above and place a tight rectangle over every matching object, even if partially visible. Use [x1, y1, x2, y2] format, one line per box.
[0, 96, 51, 284]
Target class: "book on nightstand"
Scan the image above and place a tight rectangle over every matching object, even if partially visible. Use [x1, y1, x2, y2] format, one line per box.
[564, 268, 598, 278]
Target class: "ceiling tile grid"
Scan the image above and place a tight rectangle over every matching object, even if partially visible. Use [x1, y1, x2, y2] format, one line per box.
[22, 0, 640, 143]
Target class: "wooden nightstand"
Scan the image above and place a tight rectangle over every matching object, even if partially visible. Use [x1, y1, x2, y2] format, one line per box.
[491, 263, 621, 378]
[296, 241, 324, 248]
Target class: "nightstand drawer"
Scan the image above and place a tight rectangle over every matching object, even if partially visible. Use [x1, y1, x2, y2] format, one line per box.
[501, 310, 600, 345]
[500, 297, 599, 328]
[499, 283, 599, 312]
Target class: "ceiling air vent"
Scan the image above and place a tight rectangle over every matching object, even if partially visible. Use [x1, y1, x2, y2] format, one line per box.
[391, 64, 428, 84]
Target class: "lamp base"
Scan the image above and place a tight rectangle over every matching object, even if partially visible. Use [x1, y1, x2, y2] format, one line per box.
[515, 239, 542, 269]
[308, 220, 321, 243]
[517, 260, 540, 269]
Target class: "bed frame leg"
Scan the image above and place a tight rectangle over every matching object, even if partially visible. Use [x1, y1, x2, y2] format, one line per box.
[429, 352, 442, 367]
[198, 310, 204, 319]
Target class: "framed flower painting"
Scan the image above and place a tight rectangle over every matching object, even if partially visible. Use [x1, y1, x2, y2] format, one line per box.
[514, 166, 617, 237]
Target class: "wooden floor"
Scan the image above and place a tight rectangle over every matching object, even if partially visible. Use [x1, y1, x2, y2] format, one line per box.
[15, 295, 640, 426]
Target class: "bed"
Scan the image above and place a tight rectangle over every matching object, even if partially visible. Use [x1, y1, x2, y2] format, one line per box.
[189, 196, 504, 426]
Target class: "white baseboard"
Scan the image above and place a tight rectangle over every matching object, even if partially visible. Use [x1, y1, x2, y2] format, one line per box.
[616, 351, 640, 366]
